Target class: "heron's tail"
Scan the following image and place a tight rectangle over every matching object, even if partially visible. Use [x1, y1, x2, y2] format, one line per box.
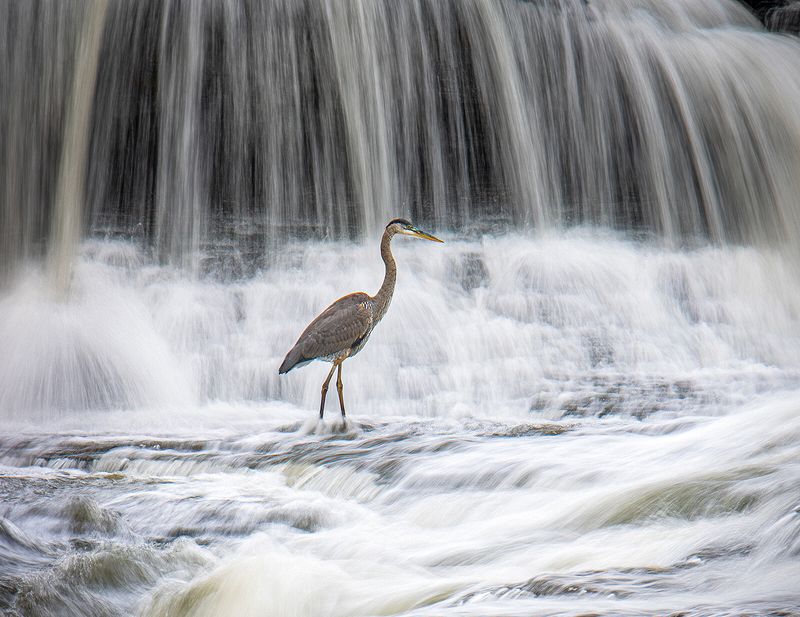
[278, 346, 306, 374]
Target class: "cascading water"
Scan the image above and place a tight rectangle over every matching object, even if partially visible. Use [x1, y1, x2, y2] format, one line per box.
[1, 1, 799, 616]
[4, 0, 800, 269]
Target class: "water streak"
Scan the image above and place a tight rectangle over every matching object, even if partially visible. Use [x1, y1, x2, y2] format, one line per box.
[46, 0, 109, 295]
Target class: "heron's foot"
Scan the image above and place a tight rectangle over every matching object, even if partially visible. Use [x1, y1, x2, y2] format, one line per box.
[300, 416, 325, 435]
[301, 416, 353, 436]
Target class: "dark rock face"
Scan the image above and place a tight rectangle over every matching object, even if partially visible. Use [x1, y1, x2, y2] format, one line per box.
[738, 0, 800, 32]
[737, 0, 780, 20]
[766, 2, 800, 33]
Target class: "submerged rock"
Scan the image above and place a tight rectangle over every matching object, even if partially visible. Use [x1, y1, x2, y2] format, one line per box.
[64, 497, 120, 535]
[766, 2, 800, 33]
[447, 252, 490, 292]
[738, 0, 800, 33]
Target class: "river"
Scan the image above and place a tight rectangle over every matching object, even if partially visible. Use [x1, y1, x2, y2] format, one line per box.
[1, 0, 800, 615]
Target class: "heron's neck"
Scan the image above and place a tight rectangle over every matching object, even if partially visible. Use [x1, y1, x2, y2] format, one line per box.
[372, 227, 397, 322]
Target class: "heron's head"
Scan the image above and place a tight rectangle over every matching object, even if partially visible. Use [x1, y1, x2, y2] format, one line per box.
[386, 218, 444, 243]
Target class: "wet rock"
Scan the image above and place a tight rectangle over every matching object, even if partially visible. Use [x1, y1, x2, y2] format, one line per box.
[263, 503, 331, 533]
[659, 262, 701, 323]
[583, 332, 614, 367]
[738, 0, 800, 33]
[448, 252, 490, 291]
[766, 2, 800, 33]
[534, 375, 711, 419]
[64, 497, 120, 535]
[479, 422, 570, 437]
[455, 572, 636, 605]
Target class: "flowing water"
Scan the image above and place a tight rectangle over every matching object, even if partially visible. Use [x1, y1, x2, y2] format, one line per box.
[2, 0, 800, 616]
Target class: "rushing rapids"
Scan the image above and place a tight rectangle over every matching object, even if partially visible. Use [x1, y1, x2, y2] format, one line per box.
[1, 0, 800, 616]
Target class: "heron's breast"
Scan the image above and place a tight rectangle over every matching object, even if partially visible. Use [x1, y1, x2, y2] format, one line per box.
[321, 349, 350, 363]
[348, 330, 373, 357]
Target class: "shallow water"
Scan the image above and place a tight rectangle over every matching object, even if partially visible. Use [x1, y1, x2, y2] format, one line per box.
[1, 234, 799, 616]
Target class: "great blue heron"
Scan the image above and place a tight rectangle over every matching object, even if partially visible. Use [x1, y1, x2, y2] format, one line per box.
[278, 219, 443, 419]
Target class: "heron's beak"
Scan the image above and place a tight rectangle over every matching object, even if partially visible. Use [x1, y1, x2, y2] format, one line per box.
[411, 227, 444, 243]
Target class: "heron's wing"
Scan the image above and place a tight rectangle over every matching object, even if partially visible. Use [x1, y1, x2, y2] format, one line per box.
[279, 292, 373, 373]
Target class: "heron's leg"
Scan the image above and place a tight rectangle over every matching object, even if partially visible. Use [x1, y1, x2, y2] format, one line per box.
[319, 363, 337, 419]
[336, 362, 346, 418]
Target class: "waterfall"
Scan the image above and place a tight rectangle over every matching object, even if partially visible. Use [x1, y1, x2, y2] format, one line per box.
[2, 0, 800, 276]
[1, 0, 800, 413]
[2, 5, 800, 614]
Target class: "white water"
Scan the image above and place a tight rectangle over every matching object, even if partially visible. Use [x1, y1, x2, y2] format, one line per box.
[2, 233, 798, 419]
[1, 235, 799, 616]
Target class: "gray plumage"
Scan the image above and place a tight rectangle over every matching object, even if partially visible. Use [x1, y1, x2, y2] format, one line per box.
[278, 219, 443, 419]
[278, 292, 374, 374]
